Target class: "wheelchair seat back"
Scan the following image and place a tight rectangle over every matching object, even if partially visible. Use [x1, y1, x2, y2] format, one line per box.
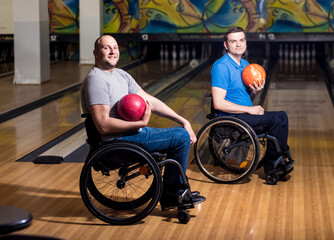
[81, 113, 103, 148]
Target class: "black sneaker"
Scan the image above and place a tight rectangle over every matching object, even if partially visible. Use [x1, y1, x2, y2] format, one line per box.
[181, 195, 206, 209]
[161, 194, 206, 211]
[191, 191, 200, 196]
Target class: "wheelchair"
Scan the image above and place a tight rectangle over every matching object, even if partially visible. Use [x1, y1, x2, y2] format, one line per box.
[79, 114, 195, 225]
[193, 94, 294, 185]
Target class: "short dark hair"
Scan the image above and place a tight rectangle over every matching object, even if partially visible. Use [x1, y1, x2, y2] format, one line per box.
[224, 26, 245, 42]
[94, 36, 103, 51]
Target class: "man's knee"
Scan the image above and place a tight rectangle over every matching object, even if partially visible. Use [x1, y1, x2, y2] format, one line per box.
[172, 127, 190, 148]
[277, 111, 288, 126]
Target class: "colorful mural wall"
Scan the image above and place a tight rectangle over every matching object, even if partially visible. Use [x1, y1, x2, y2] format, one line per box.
[48, 0, 79, 33]
[47, 0, 334, 34]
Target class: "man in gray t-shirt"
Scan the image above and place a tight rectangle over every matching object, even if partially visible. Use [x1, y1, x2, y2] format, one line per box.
[81, 66, 141, 140]
[80, 35, 205, 211]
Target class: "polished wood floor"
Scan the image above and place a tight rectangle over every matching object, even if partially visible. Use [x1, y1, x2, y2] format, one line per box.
[0, 58, 334, 239]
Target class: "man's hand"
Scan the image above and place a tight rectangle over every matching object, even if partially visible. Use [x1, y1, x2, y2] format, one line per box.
[183, 121, 197, 144]
[248, 105, 264, 115]
[249, 78, 265, 95]
[140, 101, 151, 126]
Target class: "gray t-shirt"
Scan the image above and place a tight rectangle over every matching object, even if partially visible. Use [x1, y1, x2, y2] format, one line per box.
[81, 66, 141, 139]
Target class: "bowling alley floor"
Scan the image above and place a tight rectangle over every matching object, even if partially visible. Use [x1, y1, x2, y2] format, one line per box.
[0, 62, 92, 116]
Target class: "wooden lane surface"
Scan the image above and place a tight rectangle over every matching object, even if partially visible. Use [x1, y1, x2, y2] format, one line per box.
[0, 60, 183, 162]
[1, 62, 334, 239]
[0, 62, 92, 114]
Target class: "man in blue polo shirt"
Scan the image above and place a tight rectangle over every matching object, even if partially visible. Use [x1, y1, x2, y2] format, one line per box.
[211, 26, 294, 183]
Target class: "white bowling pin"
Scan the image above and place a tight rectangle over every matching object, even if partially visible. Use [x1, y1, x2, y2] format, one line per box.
[172, 44, 177, 60]
[279, 44, 283, 59]
[160, 44, 164, 59]
[186, 44, 190, 60]
[295, 45, 299, 61]
[306, 44, 310, 59]
[311, 44, 316, 59]
[164, 44, 169, 60]
[290, 44, 294, 60]
[300, 44, 305, 60]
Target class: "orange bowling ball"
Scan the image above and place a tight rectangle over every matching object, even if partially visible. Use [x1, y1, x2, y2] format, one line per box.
[241, 63, 266, 87]
[117, 94, 146, 121]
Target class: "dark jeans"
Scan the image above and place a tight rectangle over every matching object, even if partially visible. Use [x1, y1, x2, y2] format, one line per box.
[236, 111, 289, 165]
[117, 126, 190, 187]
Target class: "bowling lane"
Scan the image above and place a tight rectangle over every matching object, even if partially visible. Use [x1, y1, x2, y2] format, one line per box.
[0, 62, 93, 114]
[127, 59, 188, 88]
[0, 60, 188, 162]
[264, 58, 334, 166]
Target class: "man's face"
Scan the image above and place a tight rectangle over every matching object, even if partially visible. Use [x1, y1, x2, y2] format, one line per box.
[94, 36, 120, 71]
[224, 31, 247, 56]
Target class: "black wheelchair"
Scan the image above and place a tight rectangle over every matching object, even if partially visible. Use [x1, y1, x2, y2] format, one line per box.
[193, 94, 294, 185]
[79, 114, 195, 225]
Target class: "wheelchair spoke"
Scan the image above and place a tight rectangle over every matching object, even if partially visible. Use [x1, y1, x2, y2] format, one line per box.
[194, 116, 260, 183]
[80, 142, 162, 225]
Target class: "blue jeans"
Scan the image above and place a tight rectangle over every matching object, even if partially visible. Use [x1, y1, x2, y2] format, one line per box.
[236, 111, 289, 165]
[117, 126, 191, 186]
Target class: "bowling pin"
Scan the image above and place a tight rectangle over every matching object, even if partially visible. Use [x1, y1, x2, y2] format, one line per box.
[172, 44, 177, 60]
[295, 56, 299, 73]
[164, 44, 169, 60]
[192, 44, 196, 59]
[300, 44, 305, 60]
[290, 44, 294, 61]
[295, 44, 299, 61]
[185, 44, 190, 60]
[54, 46, 58, 60]
[306, 44, 310, 59]
[279, 44, 283, 59]
[311, 44, 316, 59]
[160, 44, 164, 59]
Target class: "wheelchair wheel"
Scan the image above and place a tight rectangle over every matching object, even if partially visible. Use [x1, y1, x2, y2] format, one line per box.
[194, 116, 260, 183]
[80, 141, 162, 225]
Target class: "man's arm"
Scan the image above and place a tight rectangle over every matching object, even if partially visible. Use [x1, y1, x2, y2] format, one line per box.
[137, 89, 197, 144]
[88, 103, 151, 134]
[211, 87, 264, 115]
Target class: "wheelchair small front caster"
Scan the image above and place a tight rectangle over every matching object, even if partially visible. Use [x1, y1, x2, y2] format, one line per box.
[177, 210, 190, 224]
[265, 171, 279, 185]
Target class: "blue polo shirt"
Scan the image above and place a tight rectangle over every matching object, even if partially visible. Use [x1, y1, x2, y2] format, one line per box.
[211, 54, 252, 115]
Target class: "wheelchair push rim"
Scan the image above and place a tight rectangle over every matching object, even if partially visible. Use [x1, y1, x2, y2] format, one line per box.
[80, 142, 162, 225]
[194, 116, 260, 183]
